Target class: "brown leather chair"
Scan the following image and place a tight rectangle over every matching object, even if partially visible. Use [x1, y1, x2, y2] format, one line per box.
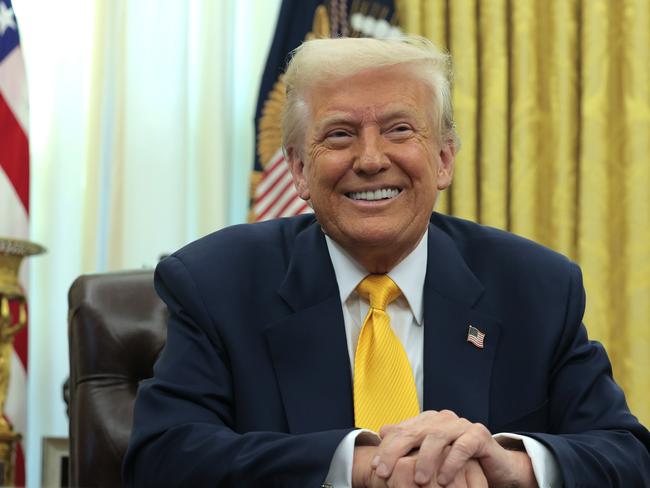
[68, 270, 167, 487]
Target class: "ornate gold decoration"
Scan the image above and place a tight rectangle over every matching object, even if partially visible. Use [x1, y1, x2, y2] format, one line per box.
[309, 5, 331, 39]
[0, 237, 45, 485]
[256, 78, 286, 168]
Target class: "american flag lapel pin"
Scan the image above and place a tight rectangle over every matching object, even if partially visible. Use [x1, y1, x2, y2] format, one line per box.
[467, 325, 485, 349]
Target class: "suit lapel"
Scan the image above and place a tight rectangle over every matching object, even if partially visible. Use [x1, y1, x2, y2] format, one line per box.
[422, 222, 501, 426]
[264, 222, 354, 434]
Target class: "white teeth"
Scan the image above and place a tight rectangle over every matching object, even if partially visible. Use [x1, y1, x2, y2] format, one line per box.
[347, 188, 400, 201]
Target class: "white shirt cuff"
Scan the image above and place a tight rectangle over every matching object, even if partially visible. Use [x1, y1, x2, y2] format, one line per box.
[494, 432, 562, 488]
[324, 429, 380, 488]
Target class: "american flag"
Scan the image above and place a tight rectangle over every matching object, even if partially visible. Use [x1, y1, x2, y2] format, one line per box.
[252, 149, 310, 221]
[467, 325, 485, 349]
[0, 0, 29, 484]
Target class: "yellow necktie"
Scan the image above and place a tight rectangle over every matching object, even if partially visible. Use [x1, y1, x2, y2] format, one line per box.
[353, 274, 420, 432]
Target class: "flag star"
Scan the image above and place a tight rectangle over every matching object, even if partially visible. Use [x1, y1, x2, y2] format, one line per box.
[0, 2, 17, 36]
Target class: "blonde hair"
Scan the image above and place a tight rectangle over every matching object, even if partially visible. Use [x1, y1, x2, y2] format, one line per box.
[281, 36, 460, 153]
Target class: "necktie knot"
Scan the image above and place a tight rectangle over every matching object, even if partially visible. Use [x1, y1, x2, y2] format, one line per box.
[356, 274, 401, 311]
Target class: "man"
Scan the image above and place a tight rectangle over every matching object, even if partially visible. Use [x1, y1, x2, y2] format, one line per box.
[123, 37, 650, 487]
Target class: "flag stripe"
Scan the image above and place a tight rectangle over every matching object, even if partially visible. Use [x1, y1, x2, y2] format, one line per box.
[257, 177, 296, 221]
[254, 161, 289, 207]
[255, 172, 294, 219]
[0, 167, 28, 237]
[275, 191, 304, 217]
[253, 171, 294, 217]
[0, 46, 29, 133]
[255, 151, 286, 195]
[0, 94, 29, 212]
[254, 161, 289, 206]
[279, 197, 310, 218]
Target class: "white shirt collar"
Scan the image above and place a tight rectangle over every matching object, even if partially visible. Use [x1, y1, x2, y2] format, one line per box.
[325, 231, 428, 325]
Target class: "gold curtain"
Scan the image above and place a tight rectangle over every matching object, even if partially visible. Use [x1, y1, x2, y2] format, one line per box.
[396, 0, 650, 426]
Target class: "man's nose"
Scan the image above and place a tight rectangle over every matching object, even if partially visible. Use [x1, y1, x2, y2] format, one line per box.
[353, 130, 390, 174]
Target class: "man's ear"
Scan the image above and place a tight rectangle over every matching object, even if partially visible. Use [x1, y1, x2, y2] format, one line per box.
[286, 146, 310, 200]
[436, 140, 456, 190]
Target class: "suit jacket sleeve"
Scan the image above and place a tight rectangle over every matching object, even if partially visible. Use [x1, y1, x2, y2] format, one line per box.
[521, 263, 650, 486]
[122, 255, 352, 487]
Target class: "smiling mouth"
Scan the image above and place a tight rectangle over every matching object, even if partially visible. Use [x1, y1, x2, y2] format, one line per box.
[345, 188, 402, 201]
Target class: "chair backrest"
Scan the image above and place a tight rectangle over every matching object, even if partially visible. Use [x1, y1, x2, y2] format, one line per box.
[68, 270, 167, 487]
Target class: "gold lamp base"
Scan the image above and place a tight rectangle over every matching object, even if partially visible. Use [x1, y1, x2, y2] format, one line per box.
[0, 237, 46, 486]
[0, 430, 19, 486]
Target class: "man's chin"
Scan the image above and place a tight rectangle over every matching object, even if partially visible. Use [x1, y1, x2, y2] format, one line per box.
[329, 226, 413, 261]
[327, 224, 398, 246]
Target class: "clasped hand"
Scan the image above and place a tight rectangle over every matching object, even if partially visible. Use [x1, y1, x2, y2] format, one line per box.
[352, 410, 538, 488]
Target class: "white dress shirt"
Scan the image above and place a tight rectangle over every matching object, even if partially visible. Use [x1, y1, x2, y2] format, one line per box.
[322, 231, 561, 487]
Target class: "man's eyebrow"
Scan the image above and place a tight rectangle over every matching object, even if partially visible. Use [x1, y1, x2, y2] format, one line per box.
[315, 107, 422, 131]
[314, 113, 357, 132]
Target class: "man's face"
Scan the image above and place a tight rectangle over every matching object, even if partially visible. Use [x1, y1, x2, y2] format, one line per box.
[287, 65, 455, 270]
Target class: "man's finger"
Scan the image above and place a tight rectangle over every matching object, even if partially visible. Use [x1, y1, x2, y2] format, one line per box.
[374, 410, 462, 479]
[373, 429, 418, 478]
[436, 423, 492, 485]
[378, 422, 399, 440]
[412, 433, 454, 485]
[378, 409, 446, 439]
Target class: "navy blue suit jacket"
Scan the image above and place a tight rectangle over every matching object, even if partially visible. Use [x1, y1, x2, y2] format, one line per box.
[123, 213, 650, 487]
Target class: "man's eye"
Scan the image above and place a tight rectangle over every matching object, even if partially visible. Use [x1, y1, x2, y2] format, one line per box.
[386, 124, 413, 139]
[327, 130, 351, 138]
[391, 124, 412, 133]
